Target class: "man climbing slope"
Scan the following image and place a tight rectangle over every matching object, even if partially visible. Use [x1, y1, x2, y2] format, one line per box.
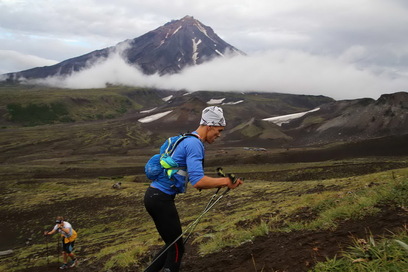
[44, 216, 78, 269]
[144, 106, 243, 272]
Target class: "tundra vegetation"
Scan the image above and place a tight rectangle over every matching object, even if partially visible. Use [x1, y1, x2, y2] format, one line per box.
[0, 84, 407, 271]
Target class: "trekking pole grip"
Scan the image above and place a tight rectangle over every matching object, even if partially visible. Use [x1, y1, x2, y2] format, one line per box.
[217, 167, 240, 184]
[227, 173, 238, 184]
[216, 167, 226, 177]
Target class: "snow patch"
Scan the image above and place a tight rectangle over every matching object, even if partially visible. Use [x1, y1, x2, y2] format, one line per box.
[195, 22, 216, 43]
[222, 100, 244, 105]
[140, 107, 157, 113]
[207, 98, 225, 105]
[173, 26, 182, 35]
[162, 95, 173, 102]
[215, 49, 224, 56]
[157, 31, 172, 48]
[192, 38, 202, 64]
[158, 40, 165, 48]
[263, 108, 320, 126]
[138, 110, 173, 123]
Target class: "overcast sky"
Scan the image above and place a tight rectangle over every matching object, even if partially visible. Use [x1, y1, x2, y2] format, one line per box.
[1, 0, 408, 100]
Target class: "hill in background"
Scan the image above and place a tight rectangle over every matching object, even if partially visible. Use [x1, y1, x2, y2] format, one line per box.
[1, 84, 407, 151]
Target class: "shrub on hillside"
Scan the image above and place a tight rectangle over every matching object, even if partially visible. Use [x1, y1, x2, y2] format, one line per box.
[6, 102, 71, 125]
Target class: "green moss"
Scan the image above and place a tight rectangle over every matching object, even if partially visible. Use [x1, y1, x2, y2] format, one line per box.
[7, 102, 70, 125]
[0, 85, 168, 126]
[0, 148, 407, 271]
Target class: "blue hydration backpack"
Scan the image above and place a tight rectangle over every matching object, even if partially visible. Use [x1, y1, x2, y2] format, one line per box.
[145, 133, 198, 181]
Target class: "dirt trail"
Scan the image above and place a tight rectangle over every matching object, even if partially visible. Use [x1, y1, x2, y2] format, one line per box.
[13, 195, 408, 272]
[181, 206, 408, 272]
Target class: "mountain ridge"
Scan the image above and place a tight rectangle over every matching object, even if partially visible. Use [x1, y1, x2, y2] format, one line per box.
[282, 91, 408, 146]
[1, 84, 405, 149]
[3, 16, 244, 81]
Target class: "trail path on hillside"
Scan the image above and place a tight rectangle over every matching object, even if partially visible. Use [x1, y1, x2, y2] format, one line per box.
[181, 205, 408, 272]
[22, 205, 407, 272]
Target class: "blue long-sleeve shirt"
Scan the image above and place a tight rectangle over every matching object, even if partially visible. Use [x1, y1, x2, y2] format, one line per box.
[150, 133, 204, 195]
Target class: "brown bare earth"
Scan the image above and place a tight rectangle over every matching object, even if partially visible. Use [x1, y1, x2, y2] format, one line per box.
[1, 134, 407, 272]
[7, 163, 407, 272]
[14, 198, 408, 272]
[1, 87, 407, 272]
[182, 205, 408, 272]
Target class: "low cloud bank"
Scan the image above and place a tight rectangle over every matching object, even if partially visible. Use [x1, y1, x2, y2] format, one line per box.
[29, 49, 408, 100]
[0, 50, 58, 75]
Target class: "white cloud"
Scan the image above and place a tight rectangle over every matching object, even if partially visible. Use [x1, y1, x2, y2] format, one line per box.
[338, 46, 368, 64]
[0, 50, 57, 74]
[29, 49, 408, 100]
[31, 52, 157, 89]
[1, 0, 408, 100]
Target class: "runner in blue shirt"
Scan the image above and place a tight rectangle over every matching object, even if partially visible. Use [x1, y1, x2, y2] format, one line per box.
[144, 106, 243, 272]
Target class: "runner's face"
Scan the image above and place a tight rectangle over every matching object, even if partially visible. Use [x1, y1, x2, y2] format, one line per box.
[206, 126, 224, 144]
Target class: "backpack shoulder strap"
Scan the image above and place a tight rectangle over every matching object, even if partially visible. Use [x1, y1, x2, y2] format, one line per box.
[183, 133, 199, 138]
[165, 133, 200, 156]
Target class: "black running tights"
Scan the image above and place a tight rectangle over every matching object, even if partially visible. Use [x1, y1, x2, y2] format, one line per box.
[144, 186, 184, 272]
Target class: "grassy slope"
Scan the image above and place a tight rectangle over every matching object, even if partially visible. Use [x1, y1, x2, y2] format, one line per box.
[0, 85, 172, 126]
[0, 155, 407, 271]
[0, 85, 406, 271]
[0, 85, 333, 129]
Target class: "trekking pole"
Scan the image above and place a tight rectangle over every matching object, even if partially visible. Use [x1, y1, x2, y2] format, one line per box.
[44, 233, 49, 265]
[57, 237, 60, 264]
[144, 168, 240, 272]
[183, 167, 236, 244]
[183, 189, 222, 245]
[144, 190, 230, 272]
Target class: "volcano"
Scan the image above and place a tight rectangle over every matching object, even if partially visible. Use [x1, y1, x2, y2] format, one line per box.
[4, 16, 244, 81]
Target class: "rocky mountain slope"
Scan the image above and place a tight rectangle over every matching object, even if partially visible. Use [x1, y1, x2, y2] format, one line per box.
[116, 89, 407, 148]
[135, 90, 333, 141]
[136, 90, 408, 147]
[0, 83, 406, 149]
[282, 91, 408, 146]
[3, 16, 243, 81]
